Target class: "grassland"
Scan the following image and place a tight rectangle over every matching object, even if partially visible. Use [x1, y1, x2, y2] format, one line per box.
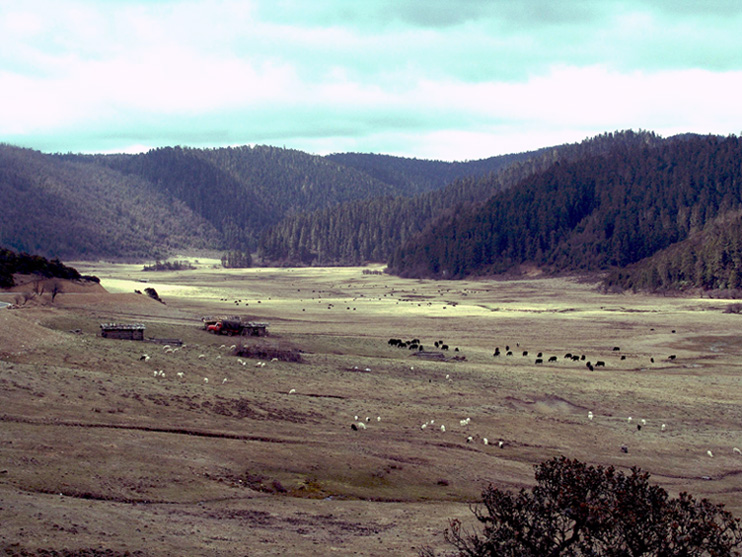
[1, 261, 742, 556]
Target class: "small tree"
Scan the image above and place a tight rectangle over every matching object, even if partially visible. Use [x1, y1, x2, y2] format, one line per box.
[424, 457, 742, 557]
[50, 281, 62, 302]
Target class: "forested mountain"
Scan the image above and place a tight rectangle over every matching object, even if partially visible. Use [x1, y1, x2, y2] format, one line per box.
[69, 145, 399, 250]
[8, 130, 742, 295]
[325, 151, 532, 195]
[0, 144, 219, 259]
[2, 141, 525, 260]
[58, 145, 517, 253]
[258, 130, 663, 266]
[387, 134, 742, 281]
[602, 210, 742, 293]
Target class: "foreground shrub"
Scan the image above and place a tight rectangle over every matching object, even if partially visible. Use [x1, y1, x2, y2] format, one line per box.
[423, 456, 742, 556]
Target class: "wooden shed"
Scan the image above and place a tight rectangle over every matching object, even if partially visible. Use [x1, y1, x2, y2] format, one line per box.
[244, 322, 269, 336]
[100, 323, 146, 340]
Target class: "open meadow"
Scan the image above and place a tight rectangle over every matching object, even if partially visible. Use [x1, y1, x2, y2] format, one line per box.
[2, 261, 742, 555]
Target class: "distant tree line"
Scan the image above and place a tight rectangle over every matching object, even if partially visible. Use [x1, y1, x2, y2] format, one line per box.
[221, 250, 252, 269]
[142, 260, 196, 272]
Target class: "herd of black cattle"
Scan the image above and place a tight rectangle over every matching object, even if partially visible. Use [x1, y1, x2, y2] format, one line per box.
[388, 338, 676, 370]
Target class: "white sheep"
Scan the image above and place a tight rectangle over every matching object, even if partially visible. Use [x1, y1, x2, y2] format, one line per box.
[641, 419, 647, 426]
[483, 438, 489, 445]
[627, 416, 632, 423]
[440, 425, 446, 432]
[733, 447, 742, 455]
[288, 388, 296, 394]
[176, 372, 184, 378]
[498, 441, 504, 448]
[198, 354, 206, 359]
[203, 377, 209, 383]
[587, 411, 593, 421]
[466, 436, 473, 443]
[661, 424, 666, 432]
[222, 378, 228, 384]
[707, 450, 714, 458]
[376, 416, 381, 422]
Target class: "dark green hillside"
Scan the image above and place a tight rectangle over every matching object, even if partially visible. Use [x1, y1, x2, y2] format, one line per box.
[602, 211, 742, 293]
[0, 145, 220, 259]
[75, 145, 403, 250]
[259, 130, 663, 266]
[324, 151, 533, 195]
[387, 134, 742, 279]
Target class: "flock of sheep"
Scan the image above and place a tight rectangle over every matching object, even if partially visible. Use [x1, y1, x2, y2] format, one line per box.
[141, 342, 279, 387]
[135, 326, 739, 465]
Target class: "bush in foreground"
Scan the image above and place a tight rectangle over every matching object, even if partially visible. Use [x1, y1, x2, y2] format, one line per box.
[423, 457, 742, 557]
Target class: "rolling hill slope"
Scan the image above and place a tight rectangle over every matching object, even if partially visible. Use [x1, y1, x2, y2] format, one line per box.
[387, 133, 742, 283]
[0, 145, 219, 259]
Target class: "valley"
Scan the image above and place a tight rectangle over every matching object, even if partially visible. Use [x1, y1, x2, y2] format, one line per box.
[1, 262, 742, 555]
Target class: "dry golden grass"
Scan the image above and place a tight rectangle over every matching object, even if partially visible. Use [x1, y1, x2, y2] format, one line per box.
[1, 262, 742, 555]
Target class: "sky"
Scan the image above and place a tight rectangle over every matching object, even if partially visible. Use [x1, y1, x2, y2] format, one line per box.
[2, 0, 742, 161]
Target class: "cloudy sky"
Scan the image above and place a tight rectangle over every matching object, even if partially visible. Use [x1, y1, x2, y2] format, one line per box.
[2, 0, 742, 161]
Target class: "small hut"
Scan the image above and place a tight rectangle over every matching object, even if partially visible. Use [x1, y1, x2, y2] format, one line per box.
[244, 322, 269, 336]
[100, 323, 146, 340]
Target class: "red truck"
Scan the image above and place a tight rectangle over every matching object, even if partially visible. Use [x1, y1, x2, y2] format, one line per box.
[206, 319, 244, 336]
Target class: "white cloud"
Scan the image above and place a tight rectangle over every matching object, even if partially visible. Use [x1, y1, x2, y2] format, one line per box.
[3, 0, 742, 158]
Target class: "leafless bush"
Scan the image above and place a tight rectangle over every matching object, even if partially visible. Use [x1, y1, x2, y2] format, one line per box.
[50, 281, 62, 302]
